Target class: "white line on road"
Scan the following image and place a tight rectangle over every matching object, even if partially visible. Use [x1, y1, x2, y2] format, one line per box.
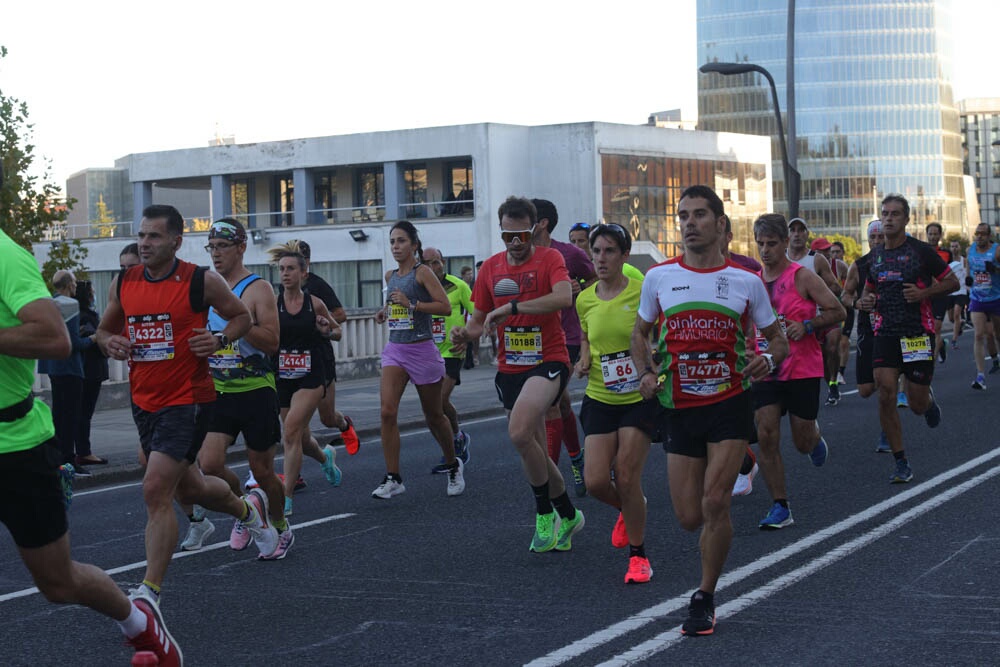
[526, 446, 1000, 667]
[597, 463, 1000, 666]
[0, 513, 356, 604]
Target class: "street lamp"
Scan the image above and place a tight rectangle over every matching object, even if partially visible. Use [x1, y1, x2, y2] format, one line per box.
[699, 62, 801, 218]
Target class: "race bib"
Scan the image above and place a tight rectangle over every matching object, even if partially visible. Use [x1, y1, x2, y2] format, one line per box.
[676, 350, 732, 397]
[432, 317, 446, 344]
[504, 326, 543, 366]
[387, 304, 413, 331]
[208, 341, 242, 370]
[974, 271, 991, 287]
[128, 313, 174, 362]
[900, 335, 932, 363]
[278, 349, 312, 379]
[600, 351, 639, 394]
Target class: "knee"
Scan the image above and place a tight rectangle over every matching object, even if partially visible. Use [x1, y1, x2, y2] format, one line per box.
[507, 422, 535, 450]
[198, 454, 225, 478]
[249, 454, 275, 479]
[858, 385, 875, 399]
[36, 575, 76, 604]
[701, 491, 730, 523]
[380, 404, 399, 425]
[676, 508, 703, 533]
[142, 476, 176, 510]
[584, 468, 611, 497]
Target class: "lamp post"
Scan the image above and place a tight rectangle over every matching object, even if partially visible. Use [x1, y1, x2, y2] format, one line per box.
[699, 62, 801, 218]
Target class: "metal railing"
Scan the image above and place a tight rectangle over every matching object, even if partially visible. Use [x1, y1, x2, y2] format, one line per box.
[401, 198, 474, 219]
[306, 206, 386, 225]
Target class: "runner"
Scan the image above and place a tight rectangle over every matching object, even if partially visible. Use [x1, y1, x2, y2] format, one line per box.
[787, 219, 843, 406]
[0, 228, 182, 665]
[97, 204, 278, 604]
[630, 185, 788, 635]
[372, 221, 465, 498]
[966, 223, 1000, 389]
[947, 239, 968, 352]
[840, 220, 889, 451]
[574, 223, 660, 583]
[532, 199, 595, 496]
[181, 219, 292, 558]
[808, 236, 847, 403]
[120, 243, 140, 272]
[269, 241, 344, 516]
[925, 223, 953, 363]
[451, 196, 584, 552]
[422, 247, 474, 474]
[858, 195, 958, 483]
[751, 214, 845, 530]
[569, 221, 645, 281]
[831, 241, 853, 384]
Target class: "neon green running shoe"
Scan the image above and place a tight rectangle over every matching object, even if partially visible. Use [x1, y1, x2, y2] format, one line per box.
[529, 512, 559, 552]
[555, 509, 586, 551]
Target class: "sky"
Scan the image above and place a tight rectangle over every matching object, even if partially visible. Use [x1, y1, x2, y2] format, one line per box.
[1, 0, 997, 189]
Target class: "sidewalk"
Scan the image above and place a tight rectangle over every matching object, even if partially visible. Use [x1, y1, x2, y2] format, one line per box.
[75, 362, 588, 489]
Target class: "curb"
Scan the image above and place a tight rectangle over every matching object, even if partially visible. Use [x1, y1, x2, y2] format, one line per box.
[72, 389, 586, 490]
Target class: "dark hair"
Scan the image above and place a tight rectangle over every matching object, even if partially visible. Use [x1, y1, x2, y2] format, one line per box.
[497, 196, 537, 228]
[925, 222, 943, 235]
[831, 241, 845, 251]
[142, 204, 184, 235]
[753, 213, 789, 241]
[679, 185, 725, 218]
[74, 280, 94, 311]
[120, 243, 139, 257]
[293, 239, 311, 260]
[589, 223, 632, 254]
[881, 194, 910, 219]
[531, 198, 558, 233]
[390, 220, 425, 264]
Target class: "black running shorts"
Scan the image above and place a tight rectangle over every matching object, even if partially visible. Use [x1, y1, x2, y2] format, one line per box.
[751, 377, 822, 420]
[132, 402, 214, 464]
[209, 387, 281, 452]
[0, 439, 68, 549]
[494, 361, 569, 411]
[872, 335, 935, 385]
[579, 395, 663, 437]
[661, 391, 754, 458]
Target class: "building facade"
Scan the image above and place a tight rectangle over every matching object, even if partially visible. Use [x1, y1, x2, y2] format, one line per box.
[959, 98, 1000, 234]
[53, 122, 771, 310]
[697, 0, 965, 240]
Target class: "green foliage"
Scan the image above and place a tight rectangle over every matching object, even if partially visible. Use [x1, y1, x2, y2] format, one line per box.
[41, 239, 89, 287]
[0, 45, 83, 277]
[812, 233, 862, 264]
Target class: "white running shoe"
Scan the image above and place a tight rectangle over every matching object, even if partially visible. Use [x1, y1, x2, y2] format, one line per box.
[245, 470, 258, 489]
[242, 488, 279, 557]
[447, 458, 465, 497]
[836, 372, 846, 385]
[372, 476, 406, 499]
[732, 463, 758, 496]
[180, 518, 215, 551]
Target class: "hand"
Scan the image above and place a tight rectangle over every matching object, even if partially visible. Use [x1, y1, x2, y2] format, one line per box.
[857, 293, 876, 312]
[901, 283, 924, 303]
[449, 326, 468, 354]
[483, 307, 509, 332]
[744, 353, 771, 381]
[189, 327, 218, 358]
[573, 359, 590, 379]
[389, 290, 411, 309]
[570, 280, 582, 297]
[103, 334, 132, 361]
[638, 371, 662, 400]
[986, 260, 997, 274]
[315, 315, 332, 338]
[375, 308, 387, 324]
[966, 275, 974, 287]
[784, 320, 805, 341]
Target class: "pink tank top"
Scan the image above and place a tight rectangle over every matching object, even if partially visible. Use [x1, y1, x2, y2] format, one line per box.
[758, 263, 823, 382]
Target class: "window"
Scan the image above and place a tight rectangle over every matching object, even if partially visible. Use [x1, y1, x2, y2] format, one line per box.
[354, 167, 384, 221]
[446, 255, 475, 281]
[271, 173, 293, 227]
[310, 260, 383, 308]
[313, 170, 337, 224]
[231, 178, 254, 227]
[442, 159, 474, 216]
[403, 164, 428, 218]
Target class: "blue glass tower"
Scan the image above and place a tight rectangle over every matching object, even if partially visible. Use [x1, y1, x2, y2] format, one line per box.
[698, 0, 964, 240]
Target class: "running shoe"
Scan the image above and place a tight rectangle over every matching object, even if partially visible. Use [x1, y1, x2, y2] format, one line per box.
[340, 415, 361, 455]
[447, 458, 465, 496]
[555, 509, 585, 551]
[191, 505, 206, 522]
[611, 512, 629, 549]
[229, 517, 252, 551]
[127, 589, 183, 667]
[624, 556, 653, 584]
[322, 445, 343, 486]
[569, 451, 586, 497]
[924, 393, 942, 428]
[259, 527, 295, 561]
[896, 391, 909, 408]
[732, 462, 758, 496]
[73, 464, 93, 477]
[890, 459, 913, 483]
[243, 488, 279, 558]
[128, 583, 160, 606]
[875, 431, 891, 453]
[57, 463, 74, 509]
[273, 473, 308, 492]
[809, 437, 829, 467]
[245, 470, 258, 489]
[681, 591, 716, 636]
[456, 431, 471, 466]
[529, 512, 559, 553]
[759, 503, 794, 530]
[972, 374, 987, 391]
[825, 383, 840, 406]
[992, 358, 1000, 375]
[938, 344, 947, 363]
[372, 475, 406, 499]
[284, 496, 293, 517]
[951, 338, 959, 350]
[836, 371, 846, 385]
[180, 518, 215, 551]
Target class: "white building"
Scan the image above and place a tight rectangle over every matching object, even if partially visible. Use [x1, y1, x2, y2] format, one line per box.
[49, 121, 772, 311]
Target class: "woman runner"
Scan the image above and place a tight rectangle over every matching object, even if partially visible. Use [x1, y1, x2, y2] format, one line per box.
[574, 224, 661, 583]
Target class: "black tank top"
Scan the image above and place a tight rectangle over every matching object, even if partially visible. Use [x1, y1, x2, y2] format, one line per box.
[277, 290, 326, 379]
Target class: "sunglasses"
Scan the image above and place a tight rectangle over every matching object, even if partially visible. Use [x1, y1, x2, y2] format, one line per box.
[204, 242, 237, 252]
[501, 227, 534, 244]
[569, 222, 591, 233]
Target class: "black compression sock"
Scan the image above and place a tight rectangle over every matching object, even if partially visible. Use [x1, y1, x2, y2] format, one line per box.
[550, 492, 576, 520]
[893, 451, 906, 462]
[531, 483, 553, 515]
[629, 543, 646, 558]
[775, 498, 789, 509]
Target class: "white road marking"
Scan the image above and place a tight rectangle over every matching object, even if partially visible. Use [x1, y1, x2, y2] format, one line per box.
[0, 513, 355, 604]
[526, 447, 1000, 666]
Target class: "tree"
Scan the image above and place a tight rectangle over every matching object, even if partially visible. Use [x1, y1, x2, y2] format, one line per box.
[0, 45, 85, 283]
[812, 233, 862, 264]
[92, 193, 118, 238]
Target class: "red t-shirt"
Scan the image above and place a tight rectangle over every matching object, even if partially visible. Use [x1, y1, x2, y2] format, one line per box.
[473, 246, 571, 373]
[120, 260, 215, 412]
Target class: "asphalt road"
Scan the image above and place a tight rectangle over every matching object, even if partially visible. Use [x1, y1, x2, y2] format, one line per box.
[1, 343, 998, 666]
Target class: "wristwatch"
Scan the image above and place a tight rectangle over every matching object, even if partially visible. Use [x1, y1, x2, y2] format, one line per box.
[803, 320, 814, 335]
[212, 332, 230, 350]
[510, 299, 519, 315]
[761, 353, 776, 374]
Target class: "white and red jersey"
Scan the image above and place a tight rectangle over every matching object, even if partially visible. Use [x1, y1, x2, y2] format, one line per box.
[637, 257, 776, 409]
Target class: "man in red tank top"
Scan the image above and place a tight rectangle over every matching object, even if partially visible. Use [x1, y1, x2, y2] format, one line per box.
[97, 205, 278, 606]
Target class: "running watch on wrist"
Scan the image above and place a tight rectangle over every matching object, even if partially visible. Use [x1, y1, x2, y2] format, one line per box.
[212, 332, 229, 350]
[761, 353, 776, 374]
[803, 320, 814, 335]
[510, 299, 519, 315]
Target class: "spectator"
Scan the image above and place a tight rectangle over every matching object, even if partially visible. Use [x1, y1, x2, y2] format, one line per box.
[74, 280, 109, 466]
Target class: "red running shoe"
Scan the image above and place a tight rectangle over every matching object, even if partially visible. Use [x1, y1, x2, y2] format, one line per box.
[127, 594, 183, 666]
[340, 415, 360, 455]
[611, 512, 629, 549]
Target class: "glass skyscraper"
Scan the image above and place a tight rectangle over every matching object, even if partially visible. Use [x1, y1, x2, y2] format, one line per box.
[697, 0, 964, 240]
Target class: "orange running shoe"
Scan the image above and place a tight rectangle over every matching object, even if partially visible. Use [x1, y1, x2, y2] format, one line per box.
[624, 556, 652, 584]
[611, 512, 629, 549]
[340, 415, 360, 455]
